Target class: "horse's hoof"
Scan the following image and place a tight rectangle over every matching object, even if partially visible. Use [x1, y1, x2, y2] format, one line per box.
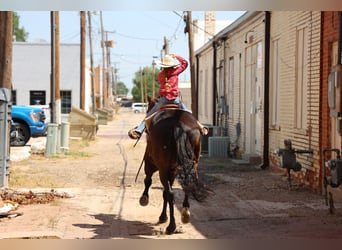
[181, 207, 191, 224]
[158, 215, 168, 224]
[166, 224, 176, 234]
[139, 195, 149, 206]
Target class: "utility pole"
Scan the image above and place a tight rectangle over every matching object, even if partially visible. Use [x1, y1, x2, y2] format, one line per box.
[87, 11, 96, 114]
[152, 60, 156, 99]
[105, 31, 115, 105]
[50, 12, 56, 124]
[105, 31, 110, 106]
[100, 11, 107, 108]
[47, 11, 61, 156]
[0, 11, 13, 187]
[143, 68, 147, 103]
[50, 11, 61, 125]
[185, 11, 197, 117]
[140, 67, 144, 103]
[163, 36, 169, 55]
[55, 11, 61, 125]
[80, 11, 86, 110]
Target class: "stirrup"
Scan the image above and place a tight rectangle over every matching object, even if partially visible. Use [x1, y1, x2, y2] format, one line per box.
[128, 128, 141, 140]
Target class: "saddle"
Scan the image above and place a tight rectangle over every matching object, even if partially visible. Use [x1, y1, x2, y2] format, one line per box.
[144, 104, 183, 132]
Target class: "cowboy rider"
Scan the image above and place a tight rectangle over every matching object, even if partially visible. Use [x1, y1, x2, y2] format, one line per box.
[128, 53, 208, 140]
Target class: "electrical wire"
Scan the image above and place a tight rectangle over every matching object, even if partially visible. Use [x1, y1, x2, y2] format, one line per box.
[115, 31, 159, 42]
[172, 11, 215, 37]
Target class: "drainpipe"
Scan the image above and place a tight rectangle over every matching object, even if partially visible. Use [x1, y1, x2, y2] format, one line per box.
[213, 41, 217, 126]
[338, 12, 342, 65]
[195, 55, 199, 118]
[260, 11, 271, 169]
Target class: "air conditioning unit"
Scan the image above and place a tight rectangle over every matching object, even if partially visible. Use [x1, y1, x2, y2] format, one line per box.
[201, 126, 222, 153]
[208, 136, 229, 158]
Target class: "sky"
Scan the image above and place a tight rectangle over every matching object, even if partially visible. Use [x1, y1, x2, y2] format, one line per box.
[17, 11, 245, 94]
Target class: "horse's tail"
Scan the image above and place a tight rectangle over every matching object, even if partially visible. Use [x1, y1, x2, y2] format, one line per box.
[174, 126, 212, 202]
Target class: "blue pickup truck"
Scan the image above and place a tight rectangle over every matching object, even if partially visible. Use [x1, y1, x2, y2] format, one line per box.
[11, 105, 47, 146]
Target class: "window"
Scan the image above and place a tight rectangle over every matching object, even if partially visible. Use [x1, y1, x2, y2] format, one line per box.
[60, 90, 72, 114]
[218, 60, 224, 95]
[295, 27, 308, 130]
[11, 90, 17, 105]
[270, 39, 280, 127]
[30, 90, 46, 105]
[205, 69, 209, 116]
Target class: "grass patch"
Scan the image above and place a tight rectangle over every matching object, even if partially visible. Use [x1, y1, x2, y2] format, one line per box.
[9, 138, 93, 188]
[9, 168, 60, 188]
[63, 150, 90, 157]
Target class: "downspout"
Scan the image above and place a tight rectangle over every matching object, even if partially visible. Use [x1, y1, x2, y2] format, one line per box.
[338, 12, 342, 65]
[260, 11, 271, 169]
[195, 55, 199, 119]
[213, 41, 218, 125]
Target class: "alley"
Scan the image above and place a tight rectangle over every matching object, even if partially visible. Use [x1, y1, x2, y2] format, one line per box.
[1, 108, 342, 239]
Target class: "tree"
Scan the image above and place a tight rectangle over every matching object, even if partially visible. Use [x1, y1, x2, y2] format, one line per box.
[116, 81, 129, 96]
[131, 66, 160, 102]
[13, 12, 28, 42]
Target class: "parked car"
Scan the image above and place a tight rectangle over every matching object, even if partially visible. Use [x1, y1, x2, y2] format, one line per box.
[10, 105, 47, 146]
[131, 102, 148, 113]
[10, 120, 18, 140]
[120, 101, 133, 107]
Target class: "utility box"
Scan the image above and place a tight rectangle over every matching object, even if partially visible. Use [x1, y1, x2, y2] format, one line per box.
[60, 121, 70, 151]
[45, 123, 58, 156]
[96, 108, 108, 125]
[69, 106, 97, 140]
[103, 107, 114, 121]
[0, 88, 11, 187]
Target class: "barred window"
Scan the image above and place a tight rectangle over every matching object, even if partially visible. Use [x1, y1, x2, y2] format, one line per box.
[60, 90, 72, 114]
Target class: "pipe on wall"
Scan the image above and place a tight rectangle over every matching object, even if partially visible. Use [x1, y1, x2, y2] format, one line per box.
[338, 12, 342, 65]
[212, 41, 218, 126]
[260, 11, 271, 169]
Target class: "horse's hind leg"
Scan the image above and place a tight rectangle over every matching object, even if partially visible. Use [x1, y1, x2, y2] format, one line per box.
[158, 189, 168, 223]
[139, 176, 152, 206]
[161, 181, 176, 234]
[181, 194, 191, 224]
[139, 156, 156, 206]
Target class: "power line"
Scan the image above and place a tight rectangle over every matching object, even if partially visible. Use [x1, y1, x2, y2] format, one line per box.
[115, 31, 159, 42]
[172, 11, 215, 37]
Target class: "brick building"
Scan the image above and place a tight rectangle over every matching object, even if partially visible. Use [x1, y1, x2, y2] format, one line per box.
[195, 11, 338, 193]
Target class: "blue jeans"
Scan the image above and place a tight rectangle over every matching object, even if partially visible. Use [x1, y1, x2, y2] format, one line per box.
[135, 96, 189, 133]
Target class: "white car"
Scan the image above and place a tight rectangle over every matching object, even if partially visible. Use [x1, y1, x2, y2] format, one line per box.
[131, 102, 148, 113]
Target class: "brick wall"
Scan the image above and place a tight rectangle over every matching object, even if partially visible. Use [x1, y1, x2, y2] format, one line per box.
[321, 12, 342, 198]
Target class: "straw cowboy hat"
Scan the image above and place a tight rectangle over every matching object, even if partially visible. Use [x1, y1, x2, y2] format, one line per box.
[159, 54, 179, 68]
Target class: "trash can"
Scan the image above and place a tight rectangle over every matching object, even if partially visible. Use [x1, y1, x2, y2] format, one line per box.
[60, 121, 70, 151]
[45, 123, 58, 156]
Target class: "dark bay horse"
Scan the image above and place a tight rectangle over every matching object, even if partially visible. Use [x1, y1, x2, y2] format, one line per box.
[138, 97, 209, 234]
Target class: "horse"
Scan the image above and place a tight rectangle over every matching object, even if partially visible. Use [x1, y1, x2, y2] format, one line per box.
[138, 96, 210, 234]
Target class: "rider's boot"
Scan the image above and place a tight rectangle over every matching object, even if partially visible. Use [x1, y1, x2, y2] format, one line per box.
[128, 127, 142, 140]
[197, 121, 209, 136]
